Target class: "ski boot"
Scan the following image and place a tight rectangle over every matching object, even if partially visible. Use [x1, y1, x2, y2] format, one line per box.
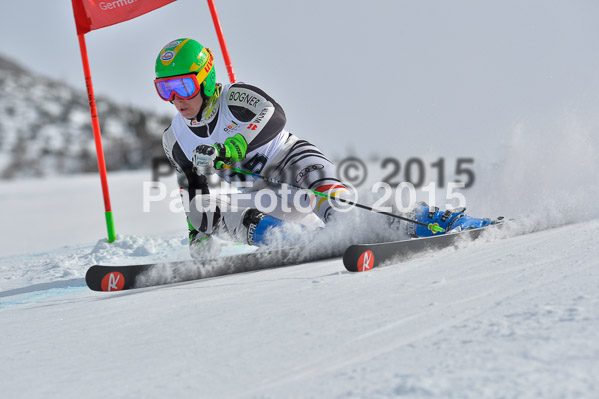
[236, 208, 286, 247]
[188, 207, 288, 259]
[407, 202, 496, 238]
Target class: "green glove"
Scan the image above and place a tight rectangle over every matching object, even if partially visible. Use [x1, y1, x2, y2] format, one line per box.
[213, 134, 248, 169]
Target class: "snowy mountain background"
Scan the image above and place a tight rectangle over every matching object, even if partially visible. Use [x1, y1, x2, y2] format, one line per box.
[0, 54, 170, 179]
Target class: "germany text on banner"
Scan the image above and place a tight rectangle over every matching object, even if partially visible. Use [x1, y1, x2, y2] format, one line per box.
[72, 0, 177, 34]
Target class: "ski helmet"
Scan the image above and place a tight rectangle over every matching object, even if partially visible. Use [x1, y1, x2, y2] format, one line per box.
[155, 38, 216, 98]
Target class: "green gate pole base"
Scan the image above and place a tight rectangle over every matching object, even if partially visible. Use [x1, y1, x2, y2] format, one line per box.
[105, 211, 116, 243]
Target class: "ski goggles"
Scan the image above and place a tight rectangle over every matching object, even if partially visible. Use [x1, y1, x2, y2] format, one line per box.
[154, 73, 202, 101]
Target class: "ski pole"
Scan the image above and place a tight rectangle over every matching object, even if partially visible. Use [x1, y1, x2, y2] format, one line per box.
[220, 164, 445, 234]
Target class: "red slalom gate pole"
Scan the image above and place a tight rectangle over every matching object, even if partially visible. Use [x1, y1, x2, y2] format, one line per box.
[77, 33, 117, 243]
[206, 0, 236, 83]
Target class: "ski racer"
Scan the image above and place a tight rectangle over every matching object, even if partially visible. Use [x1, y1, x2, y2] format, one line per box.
[154, 38, 494, 258]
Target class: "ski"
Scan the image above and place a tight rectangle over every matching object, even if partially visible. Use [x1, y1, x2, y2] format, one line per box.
[343, 224, 501, 272]
[87, 223, 504, 290]
[86, 245, 343, 292]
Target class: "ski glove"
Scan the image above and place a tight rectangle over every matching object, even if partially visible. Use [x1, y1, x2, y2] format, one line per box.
[192, 145, 218, 176]
[192, 134, 248, 176]
[212, 134, 248, 169]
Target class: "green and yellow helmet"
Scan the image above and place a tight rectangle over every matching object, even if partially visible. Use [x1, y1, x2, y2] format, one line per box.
[155, 38, 216, 98]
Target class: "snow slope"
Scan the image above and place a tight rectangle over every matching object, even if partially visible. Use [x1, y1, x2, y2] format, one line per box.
[1, 170, 598, 398]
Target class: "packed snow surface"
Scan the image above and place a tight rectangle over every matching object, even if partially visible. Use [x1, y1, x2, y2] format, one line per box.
[1, 157, 599, 398]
